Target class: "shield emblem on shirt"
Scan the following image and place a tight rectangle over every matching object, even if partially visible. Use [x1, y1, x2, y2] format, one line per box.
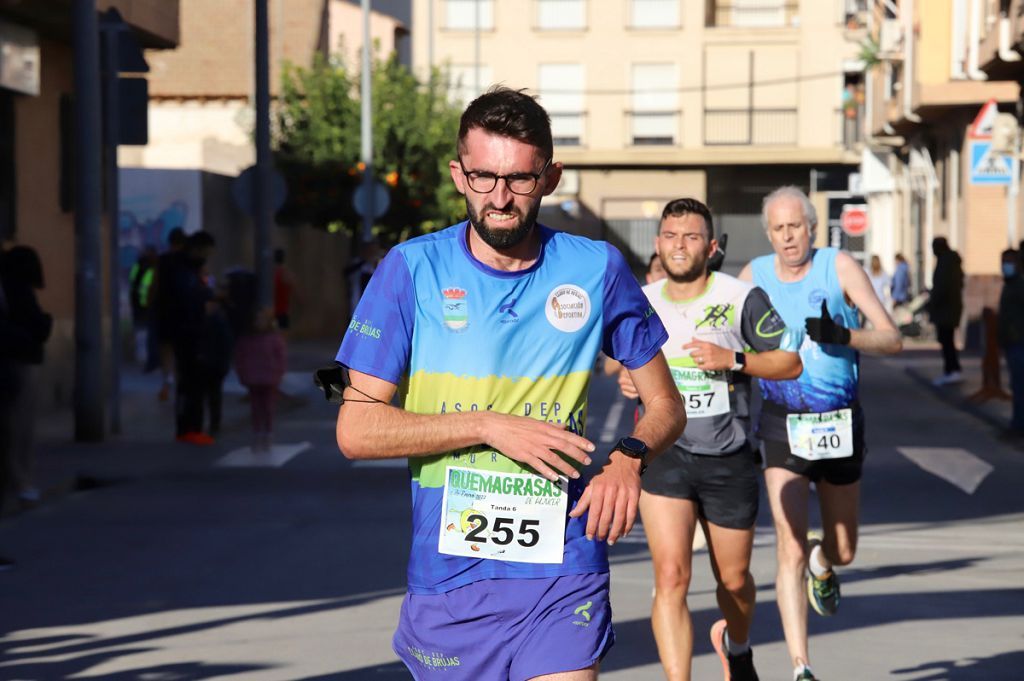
[442, 287, 468, 331]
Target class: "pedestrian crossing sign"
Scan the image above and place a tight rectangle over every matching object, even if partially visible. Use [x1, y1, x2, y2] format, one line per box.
[969, 140, 1013, 185]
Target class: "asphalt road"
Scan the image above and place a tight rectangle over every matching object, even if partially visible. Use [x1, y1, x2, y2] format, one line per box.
[1, 352, 1022, 680]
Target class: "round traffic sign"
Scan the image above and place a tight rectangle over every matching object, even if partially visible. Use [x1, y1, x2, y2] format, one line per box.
[841, 206, 868, 237]
[353, 180, 390, 219]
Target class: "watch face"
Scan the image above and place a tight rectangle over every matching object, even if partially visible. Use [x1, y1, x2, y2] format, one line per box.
[620, 436, 648, 454]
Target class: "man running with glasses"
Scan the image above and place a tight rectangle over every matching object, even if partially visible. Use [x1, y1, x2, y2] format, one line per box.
[333, 86, 684, 680]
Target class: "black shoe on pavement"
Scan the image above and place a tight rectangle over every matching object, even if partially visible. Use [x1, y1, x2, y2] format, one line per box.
[710, 618, 760, 681]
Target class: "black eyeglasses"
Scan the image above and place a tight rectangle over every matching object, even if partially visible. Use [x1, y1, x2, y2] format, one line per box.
[457, 157, 552, 195]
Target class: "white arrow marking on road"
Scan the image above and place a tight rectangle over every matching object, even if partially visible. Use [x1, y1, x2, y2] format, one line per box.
[216, 441, 311, 468]
[897, 447, 994, 494]
[600, 395, 627, 443]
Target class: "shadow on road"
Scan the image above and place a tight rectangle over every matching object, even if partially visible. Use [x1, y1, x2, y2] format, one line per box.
[892, 649, 1024, 680]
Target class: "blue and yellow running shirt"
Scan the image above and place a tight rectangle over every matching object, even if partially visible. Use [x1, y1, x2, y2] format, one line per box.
[336, 222, 667, 594]
[751, 248, 861, 441]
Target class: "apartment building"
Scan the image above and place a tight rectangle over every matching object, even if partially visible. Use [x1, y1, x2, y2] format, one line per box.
[412, 0, 867, 271]
[863, 0, 1019, 330]
[0, 1, 179, 410]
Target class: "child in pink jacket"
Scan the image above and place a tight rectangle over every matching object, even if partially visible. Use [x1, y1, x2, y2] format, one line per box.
[233, 308, 286, 452]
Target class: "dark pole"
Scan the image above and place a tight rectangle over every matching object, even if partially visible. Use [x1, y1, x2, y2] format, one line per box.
[254, 0, 272, 307]
[101, 20, 121, 434]
[72, 0, 105, 441]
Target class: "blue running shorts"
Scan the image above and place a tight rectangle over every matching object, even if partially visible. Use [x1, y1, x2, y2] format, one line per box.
[393, 572, 614, 680]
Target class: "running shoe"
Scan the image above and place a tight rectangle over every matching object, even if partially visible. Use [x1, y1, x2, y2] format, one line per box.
[795, 669, 820, 680]
[806, 533, 840, 616]
[710, 618, 760, 681]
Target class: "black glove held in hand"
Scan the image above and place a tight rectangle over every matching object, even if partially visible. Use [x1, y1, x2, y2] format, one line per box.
[805, 301, 851, 345]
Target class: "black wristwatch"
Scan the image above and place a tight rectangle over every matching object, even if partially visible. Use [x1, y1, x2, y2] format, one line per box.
[612, 436, 649, 475]
[730, 351, 746, 373]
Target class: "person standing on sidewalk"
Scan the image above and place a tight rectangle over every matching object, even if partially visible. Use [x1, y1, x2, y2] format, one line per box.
[739, 186, 902, 681]
[998, 249, 1024, 435]
[0, 246, 53, 509]
[235, 307, 286, 452]
[334, 86, 684, 680]
[618, 198, 802, 681]
[891, 253, 911, 309]
[928, 237, 964, 386]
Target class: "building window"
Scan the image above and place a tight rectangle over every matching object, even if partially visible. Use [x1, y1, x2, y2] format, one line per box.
[630, 63, 678, 145]
[445, 0, 494, 30]
[537, 0, 586, 30]
[539, 64, 585, 146]
[447, 64, 493, 105]
[708, 1, 797, 28]
[630, 0, 680, 29]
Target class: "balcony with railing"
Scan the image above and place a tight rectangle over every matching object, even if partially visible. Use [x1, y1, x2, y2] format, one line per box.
[706, 1, 799, 28]
[626, 110, 681, 146]
[836, 106, 864, 150]
[703, 108, 797, 145]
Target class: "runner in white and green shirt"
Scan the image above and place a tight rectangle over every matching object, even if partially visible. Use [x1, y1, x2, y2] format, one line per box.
[619, 198, 803, 681]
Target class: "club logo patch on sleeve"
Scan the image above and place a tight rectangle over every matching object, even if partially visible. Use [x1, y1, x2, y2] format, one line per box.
[546, 284, 591, 333]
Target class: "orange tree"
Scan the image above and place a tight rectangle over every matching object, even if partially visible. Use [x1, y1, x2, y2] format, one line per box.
[275, 52, 466, 242]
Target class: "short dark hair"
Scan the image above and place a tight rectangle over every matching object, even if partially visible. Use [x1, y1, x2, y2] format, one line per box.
[660, 198, 714, 240]
[457, 86, 553, 159]
[167, 227, 186, 248]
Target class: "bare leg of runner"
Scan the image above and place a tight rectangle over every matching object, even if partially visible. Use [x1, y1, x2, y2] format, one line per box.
[530, 662, 599, 680]
[816, 480, 860, 568]
[640, 492, 700, 681]
[765, 467, 812, 668]
[704, 519, 757, 646]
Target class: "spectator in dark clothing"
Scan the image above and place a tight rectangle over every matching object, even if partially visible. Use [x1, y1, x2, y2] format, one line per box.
[0, 246, 52, 508]
[197, 293, 234, 436]
[150, 228, 187, 399]
[174, 231, 217, 445]
[0, 253, 36, 570]
[999, 249, 1024, 434]
[929, 237, 965, 386]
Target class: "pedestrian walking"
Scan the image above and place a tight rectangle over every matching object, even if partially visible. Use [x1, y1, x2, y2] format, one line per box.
[332, 86, 684, 680]
[0, 246, 52, 509]
[928, 237, 965, 386]
[867, 255, 891, 312]
[891, 252, 911, 308]
[618, 198, 802, 681]
[739, 186, 902, 681]
[998, 248, 1024, 435]
[235, 307, 286, 453]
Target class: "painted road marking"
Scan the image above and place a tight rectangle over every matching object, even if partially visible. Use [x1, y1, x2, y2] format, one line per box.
[897, 447, 994, 494]
[216, 441, 311, 468]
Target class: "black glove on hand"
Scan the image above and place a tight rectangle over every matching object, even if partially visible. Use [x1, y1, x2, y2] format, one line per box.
[805, 300, 851, 345]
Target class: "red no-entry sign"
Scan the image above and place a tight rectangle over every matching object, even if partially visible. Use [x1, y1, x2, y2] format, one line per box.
[841, 205, 869, 237]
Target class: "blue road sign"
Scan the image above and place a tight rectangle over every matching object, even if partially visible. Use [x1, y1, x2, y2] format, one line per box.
[969, 140, 1013, 185]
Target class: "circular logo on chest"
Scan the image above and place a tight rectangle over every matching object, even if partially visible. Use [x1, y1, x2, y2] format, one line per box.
[545, 284, 591, 333]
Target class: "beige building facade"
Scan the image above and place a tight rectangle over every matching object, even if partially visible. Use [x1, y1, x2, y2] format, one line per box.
[412, 0, 867, 270]
[864, 0, 1020, 330]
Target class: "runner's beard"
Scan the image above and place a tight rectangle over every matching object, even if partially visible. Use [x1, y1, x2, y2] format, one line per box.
[466, 198, 540, 250]
[661, 251, 708, 284]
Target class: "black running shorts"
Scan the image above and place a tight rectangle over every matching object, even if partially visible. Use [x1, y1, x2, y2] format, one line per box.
[642, 445, 760, 530]
[760, 429, 866, 485]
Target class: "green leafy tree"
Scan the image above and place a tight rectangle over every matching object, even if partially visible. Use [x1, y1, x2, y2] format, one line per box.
[275, 52, 466, 242]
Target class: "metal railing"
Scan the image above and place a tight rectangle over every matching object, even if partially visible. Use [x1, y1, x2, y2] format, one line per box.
[703, 108, 797, 145]
[706, 2, 798, 28]
[626, 110, 681, 146]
